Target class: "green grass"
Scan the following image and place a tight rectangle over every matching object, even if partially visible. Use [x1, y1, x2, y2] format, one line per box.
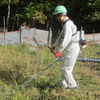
[0, 43, 100, 100]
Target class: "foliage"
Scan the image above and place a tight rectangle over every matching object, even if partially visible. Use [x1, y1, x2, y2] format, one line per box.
[22, 2, 47, 25]
[79, 0, 100, 22]
[0, 43, 100, 100]
[11, 1, 51, 27]
[0, 0, 19, 4]
[0, 0, 100, 29]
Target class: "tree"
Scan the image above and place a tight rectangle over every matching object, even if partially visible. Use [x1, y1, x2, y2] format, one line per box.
[0, 0, 100, 31]
[0, 0, 19, 31]
[78, 0, 100, 22]
[22, 2, 47, 26]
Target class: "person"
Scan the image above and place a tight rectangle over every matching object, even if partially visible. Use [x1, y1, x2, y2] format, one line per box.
[50, 5, 80, 89]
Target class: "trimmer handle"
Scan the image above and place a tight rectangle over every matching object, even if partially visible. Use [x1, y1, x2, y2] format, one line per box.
[47, 46, 55, 54]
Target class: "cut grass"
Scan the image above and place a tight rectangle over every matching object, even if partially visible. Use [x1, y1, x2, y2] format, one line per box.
[0, 43, 100, 100]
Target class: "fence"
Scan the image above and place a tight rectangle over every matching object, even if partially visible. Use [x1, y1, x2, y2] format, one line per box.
[0, 27, 100, 46]
[85, 33, 100, 43]
[0, 27, 49, 46]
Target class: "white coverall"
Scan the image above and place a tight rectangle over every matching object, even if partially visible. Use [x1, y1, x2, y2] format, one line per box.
[53, 17, 80, 88]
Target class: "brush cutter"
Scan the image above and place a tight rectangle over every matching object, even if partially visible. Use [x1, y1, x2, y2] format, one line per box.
[47, 46, 55, 54]
[32, 46, 55, 63]
[17, 46, 63, 89]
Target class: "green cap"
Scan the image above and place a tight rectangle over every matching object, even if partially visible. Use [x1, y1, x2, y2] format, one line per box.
[53, 5, 67, 15]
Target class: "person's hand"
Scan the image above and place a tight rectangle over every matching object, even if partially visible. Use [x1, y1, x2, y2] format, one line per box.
[55, 51, 61, 57]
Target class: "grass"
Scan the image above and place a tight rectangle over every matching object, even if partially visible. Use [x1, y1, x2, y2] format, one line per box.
[0, 43, 100, 100]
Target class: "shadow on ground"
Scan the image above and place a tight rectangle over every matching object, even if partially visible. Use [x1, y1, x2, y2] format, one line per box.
[0, 70, 26, 85]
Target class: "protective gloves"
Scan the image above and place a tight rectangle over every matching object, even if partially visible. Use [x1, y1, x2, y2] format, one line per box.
[55, 51, 61, 58]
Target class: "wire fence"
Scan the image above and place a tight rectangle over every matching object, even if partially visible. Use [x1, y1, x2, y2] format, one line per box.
[0, 26, 100, 46]
[0, 27, 49, 46]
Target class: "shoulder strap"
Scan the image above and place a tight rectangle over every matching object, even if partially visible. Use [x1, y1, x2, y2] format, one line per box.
[62, 19, 72, 25]
[63, 19, 77, 37]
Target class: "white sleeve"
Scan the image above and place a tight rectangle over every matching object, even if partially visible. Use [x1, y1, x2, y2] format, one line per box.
[57, 21, 73, 52]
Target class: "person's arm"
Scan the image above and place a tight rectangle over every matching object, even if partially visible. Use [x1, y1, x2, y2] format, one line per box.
[57, 21, 73, 52]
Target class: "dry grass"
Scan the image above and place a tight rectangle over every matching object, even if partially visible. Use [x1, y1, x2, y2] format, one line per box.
[0, 43, 100, 100]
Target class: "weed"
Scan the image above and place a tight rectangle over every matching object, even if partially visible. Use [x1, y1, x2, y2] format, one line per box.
[0, 43, 100, 100]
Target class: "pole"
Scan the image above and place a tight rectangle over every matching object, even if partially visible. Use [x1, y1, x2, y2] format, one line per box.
[48, 27, 52, 46]
[93, 29, 95, 42]
[17, 55, 64, 89]
[80, 26, 83, 38]
[19, 27, 22, 44]
[3, 16, 6, 45]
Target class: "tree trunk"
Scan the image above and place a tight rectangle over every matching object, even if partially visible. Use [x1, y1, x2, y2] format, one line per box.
[6, 0, 11, 31]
